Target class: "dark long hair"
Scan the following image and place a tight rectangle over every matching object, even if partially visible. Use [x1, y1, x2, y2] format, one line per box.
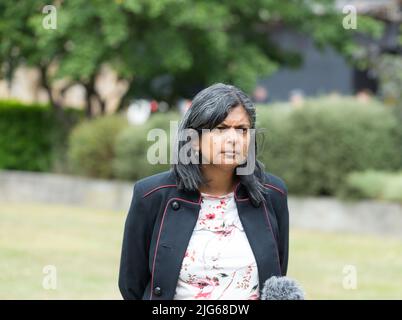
[171, 83, 268, 207]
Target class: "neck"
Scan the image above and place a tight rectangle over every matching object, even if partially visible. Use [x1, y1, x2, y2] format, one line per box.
[199, 165, 238, 196]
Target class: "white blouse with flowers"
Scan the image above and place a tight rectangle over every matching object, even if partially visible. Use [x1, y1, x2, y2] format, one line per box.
[173, 191, 260, 300]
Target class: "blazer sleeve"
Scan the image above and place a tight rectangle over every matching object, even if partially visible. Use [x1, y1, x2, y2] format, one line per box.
[118, 182, 152, 300]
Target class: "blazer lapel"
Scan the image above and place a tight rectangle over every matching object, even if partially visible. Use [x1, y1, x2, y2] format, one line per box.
[151, 188, 201, 299]
[234, 183, 282, 290]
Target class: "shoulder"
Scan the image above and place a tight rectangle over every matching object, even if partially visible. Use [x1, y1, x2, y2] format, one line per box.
[263, 172, 288, 197]
[133, 169, 176, 197]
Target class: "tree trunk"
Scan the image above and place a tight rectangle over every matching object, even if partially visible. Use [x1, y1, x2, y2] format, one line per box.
[83, 73, 109, 118]
[85, 87, 93, 119]
[39, 64, 68, 127]
[93, 89, 106, 115]
[39, 65, 61, 111]
[83, 74, 98, 119]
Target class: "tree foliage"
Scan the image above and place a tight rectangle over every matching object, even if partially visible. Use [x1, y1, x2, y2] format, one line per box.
[0, 0, 384, 117]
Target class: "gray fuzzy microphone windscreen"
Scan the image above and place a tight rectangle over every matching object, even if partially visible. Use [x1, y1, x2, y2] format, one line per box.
[261, 276, 305, 300]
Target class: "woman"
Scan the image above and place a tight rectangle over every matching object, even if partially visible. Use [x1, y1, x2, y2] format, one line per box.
[118, 83, 289, 300]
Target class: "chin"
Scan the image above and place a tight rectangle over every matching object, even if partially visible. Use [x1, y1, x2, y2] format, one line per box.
[214, 162, 239, 170]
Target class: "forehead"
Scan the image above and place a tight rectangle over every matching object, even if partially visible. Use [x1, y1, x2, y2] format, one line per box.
[221, 105, 250, 126]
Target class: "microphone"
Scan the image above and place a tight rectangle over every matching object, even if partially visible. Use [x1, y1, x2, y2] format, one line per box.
[261, 276, 305, 300]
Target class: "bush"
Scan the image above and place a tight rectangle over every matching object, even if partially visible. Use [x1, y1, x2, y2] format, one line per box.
[113, 112, 180, 180]
[341, 170, 402, 203]
[257, 96, 402, 196]
[67, 115, 128, 179]
[67, 112, 181, 180]
[0, 100, 82, 172]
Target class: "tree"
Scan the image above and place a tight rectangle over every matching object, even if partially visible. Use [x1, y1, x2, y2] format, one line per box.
[0, 0, 384, 117]
[0, 1, 65, 115]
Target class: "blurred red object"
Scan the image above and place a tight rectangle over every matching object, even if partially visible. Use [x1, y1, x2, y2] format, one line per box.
[150, 100, 159, 112]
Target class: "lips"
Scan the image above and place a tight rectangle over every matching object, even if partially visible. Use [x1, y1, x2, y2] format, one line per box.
[222, 150, 239, 155]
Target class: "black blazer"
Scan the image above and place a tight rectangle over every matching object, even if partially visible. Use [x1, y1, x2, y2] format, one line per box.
[118, 169, 289, 300]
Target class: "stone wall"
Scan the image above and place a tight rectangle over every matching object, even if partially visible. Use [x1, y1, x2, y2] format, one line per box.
[0, 170, 134, 212]
[1, 170, 401, 236]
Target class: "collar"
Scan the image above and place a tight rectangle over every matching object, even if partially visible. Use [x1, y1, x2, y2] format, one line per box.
[145, 170, 252, 204]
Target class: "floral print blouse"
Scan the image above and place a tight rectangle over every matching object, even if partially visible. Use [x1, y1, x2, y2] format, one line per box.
[173, 191, 260, 300]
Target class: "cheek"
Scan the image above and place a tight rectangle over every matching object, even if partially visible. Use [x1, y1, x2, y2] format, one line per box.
[200, 135, 212, 159]
[212, 136, 226, 156]
[242, 134, 250, 152]
[201, 134, 224, 159]
[232, 134, 249, 153]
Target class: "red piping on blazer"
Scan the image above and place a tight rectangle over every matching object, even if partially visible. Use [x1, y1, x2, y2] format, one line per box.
[264, 183, 286, 196]
[142, 184, 177, 198]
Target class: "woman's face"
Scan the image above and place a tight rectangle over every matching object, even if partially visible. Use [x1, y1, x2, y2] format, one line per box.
[198, 105, 251, 169]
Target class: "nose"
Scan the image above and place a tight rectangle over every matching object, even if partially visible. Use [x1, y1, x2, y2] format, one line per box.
[225, 127, 241, 144]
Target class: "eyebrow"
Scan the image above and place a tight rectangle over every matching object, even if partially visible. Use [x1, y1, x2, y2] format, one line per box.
[218, 123, 250, 128]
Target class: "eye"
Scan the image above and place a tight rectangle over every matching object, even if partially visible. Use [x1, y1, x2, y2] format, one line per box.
[216, 126, 228, 132]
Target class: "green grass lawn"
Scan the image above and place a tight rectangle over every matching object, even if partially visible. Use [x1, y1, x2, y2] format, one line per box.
[1, 201, 401, 299]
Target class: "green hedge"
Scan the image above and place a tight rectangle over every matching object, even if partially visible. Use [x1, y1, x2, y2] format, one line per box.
[257, 96, 402, 196]
[113, 112, 179, 180]
[341, 170, 402, 203]
[67, 115, 128, 179]
[0, 100, 82, 172]
[67, 112, 179, 180]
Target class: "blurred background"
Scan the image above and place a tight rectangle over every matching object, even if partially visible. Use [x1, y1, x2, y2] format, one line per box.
[0, 0, 401, 299]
